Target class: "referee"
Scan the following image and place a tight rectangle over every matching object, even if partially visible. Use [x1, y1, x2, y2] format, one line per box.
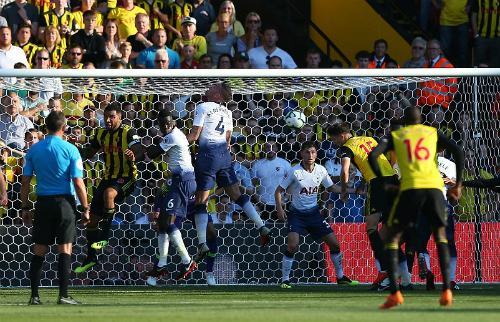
[21, 111, 89, 305]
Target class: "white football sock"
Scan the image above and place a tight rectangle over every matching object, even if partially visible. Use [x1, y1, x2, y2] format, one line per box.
[449, 256, 457, 281]
[158, 233, 169, 267]
[282, 255, 294, 282]
[169, 229, 191, 265]
[194, 213, 208, 244]
[241, 201, 264, 229]
[331, 252, 344, 279]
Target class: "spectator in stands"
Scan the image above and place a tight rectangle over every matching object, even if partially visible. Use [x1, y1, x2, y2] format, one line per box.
[41, 25, 65, 69]
[217, 53, 232, 69]
[368, 39, 391, 68]
[355, 50, 370, 69]
[205, 12, 240, 65]
[70, 10, 105, 66]
[438, 0, 469, 67]
[39, 0, 79, 49]
[403, 37, 427, 68]
[127, 13, 153, 61]
[0, 15, 7, 28]
[62, 44, 84, 69]
[103, 19, 122, 62]
[172, 16, 207, 61]
[305, 48, 322, 68]
[72, 0, 104, 35]
[471, 0, 500, 67]
[15, 23, 36, 67]
[197, 53, 212, 69]
[0, 0, 38, 37]
[233, 51, 250, 68]
[153, 48, 169, 69]
[209, 0, 244, 37]
[191, 0, 216, 37]
[107, 0, 147, 40]
[63, 92, 93, 119]
[0, 26, 28, 69]
[0, 92, 34, 150]
[118, 41, 133, 68]
[161, 0, 193, 44]
[20, 90, 47, 121]
[180, 44, 198, 69]
[417, 39, 457, 112]
[239, 12, 262, 51]
[351, 50, 372, 105]
[248, 26, 297, 69]
[251, 141, 291, 221]
[33, 48, 63, 101]
[136, 28, 180, 69]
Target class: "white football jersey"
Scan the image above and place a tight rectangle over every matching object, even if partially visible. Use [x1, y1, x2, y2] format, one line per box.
[251, 157, 291, 206]
[193, 102, 233, 150]
[280, 163, 333, 211]
[159, 127, 194, 174]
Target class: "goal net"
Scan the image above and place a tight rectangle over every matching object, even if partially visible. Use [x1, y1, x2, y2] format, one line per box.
[0, 69, 498, 287]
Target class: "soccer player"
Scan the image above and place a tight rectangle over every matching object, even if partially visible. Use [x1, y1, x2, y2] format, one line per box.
[368, 107, 463, 309]
[275, 141, 358, 288]
[135, 110, 198, 282]
[328, 123, 402, 290]
[75, 103, 141, 273]
[187, 82, 271, 261]
[21, 111, 89, 305]
[147, 182, 219, 286]
[414, 156, 460, 290]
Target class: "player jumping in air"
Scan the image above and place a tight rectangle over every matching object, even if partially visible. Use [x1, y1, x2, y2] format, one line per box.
[187, 82, 271, 262]
[275, 141, 359, 288]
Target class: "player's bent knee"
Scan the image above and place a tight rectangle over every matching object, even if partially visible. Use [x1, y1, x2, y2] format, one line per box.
[103, 188, 118, 201]
[234, 194, 250, 207]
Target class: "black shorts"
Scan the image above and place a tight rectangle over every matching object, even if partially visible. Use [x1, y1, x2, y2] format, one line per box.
[366, 175, 399, 218]
[387, 188, 447, 230]
[32, 195, 77, 245]
[90, 177, 136, 216]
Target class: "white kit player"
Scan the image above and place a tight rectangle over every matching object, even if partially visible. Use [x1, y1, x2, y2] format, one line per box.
[274, 141, 359, 288]
[133, 110, 198, 284]
[187, 82, 271, 262]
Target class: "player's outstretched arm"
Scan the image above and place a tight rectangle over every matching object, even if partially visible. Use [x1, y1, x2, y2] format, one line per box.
[187, 126, 202, 144]
[463, 177, 500, 193]
[275, 186, 287, 221]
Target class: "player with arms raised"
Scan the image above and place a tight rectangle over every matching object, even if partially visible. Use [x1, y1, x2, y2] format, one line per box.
[187, 82, 271, 261]
[135, 110, 198, 282]
[275, 141, 358, 288]
[75, 103, 141, 273]
[369, 107, 463, 309]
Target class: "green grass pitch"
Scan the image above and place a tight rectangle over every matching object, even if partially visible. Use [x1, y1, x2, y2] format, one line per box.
[0, 285, 499, 322]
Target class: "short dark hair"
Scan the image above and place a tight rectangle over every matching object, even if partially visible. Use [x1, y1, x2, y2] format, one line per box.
[327, 122, 350, 136]
[83, 10, 97, 19]
[220, 81, 232, 102]
[374, 38, 388, 48]
[104, 102, 122, 115]
[355, 50, 370, 60]
[45, 111, 66, 133]
[403, 106, 422, 125]
[300, 140, 318, 151]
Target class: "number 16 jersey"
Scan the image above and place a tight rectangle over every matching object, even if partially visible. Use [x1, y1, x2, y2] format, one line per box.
[390, 124, 443, 191]
[193, 101, 233, 152]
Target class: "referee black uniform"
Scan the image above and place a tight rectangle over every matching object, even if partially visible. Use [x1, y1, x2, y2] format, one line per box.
[21, 111, 89, 305]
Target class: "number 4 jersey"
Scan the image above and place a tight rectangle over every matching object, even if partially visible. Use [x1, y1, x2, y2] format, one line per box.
[193, 101, 233, 151]
[390, 124, 443, 191]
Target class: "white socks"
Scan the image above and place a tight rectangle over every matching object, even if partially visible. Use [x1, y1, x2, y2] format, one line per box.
[331, 252, 344, 279]
[241, 202, 264, 229]
[169, 229, 191, 265]
[157, 233, 169, 267]
[281, 255, 294, 282]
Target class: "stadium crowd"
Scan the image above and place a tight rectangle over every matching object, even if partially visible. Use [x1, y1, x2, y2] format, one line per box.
[0, 0, 498, 226]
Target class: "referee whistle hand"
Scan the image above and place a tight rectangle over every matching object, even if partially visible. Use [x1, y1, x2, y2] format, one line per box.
[21, 210, 32, 226]
[80, 210, 90, 227]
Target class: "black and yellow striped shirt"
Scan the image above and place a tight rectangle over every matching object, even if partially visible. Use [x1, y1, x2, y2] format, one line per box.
[46, 45, 65, 68]
[166, 1, 193, 41]
[473, 0, 499, 38]
[90, 125, 139, 180]
[16, 42, 39, 67]
[137, 0, 170, 30]
[41, 9, 80, 48]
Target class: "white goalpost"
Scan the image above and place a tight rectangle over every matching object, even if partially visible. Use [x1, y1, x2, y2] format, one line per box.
[0, 68, 498, 286]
